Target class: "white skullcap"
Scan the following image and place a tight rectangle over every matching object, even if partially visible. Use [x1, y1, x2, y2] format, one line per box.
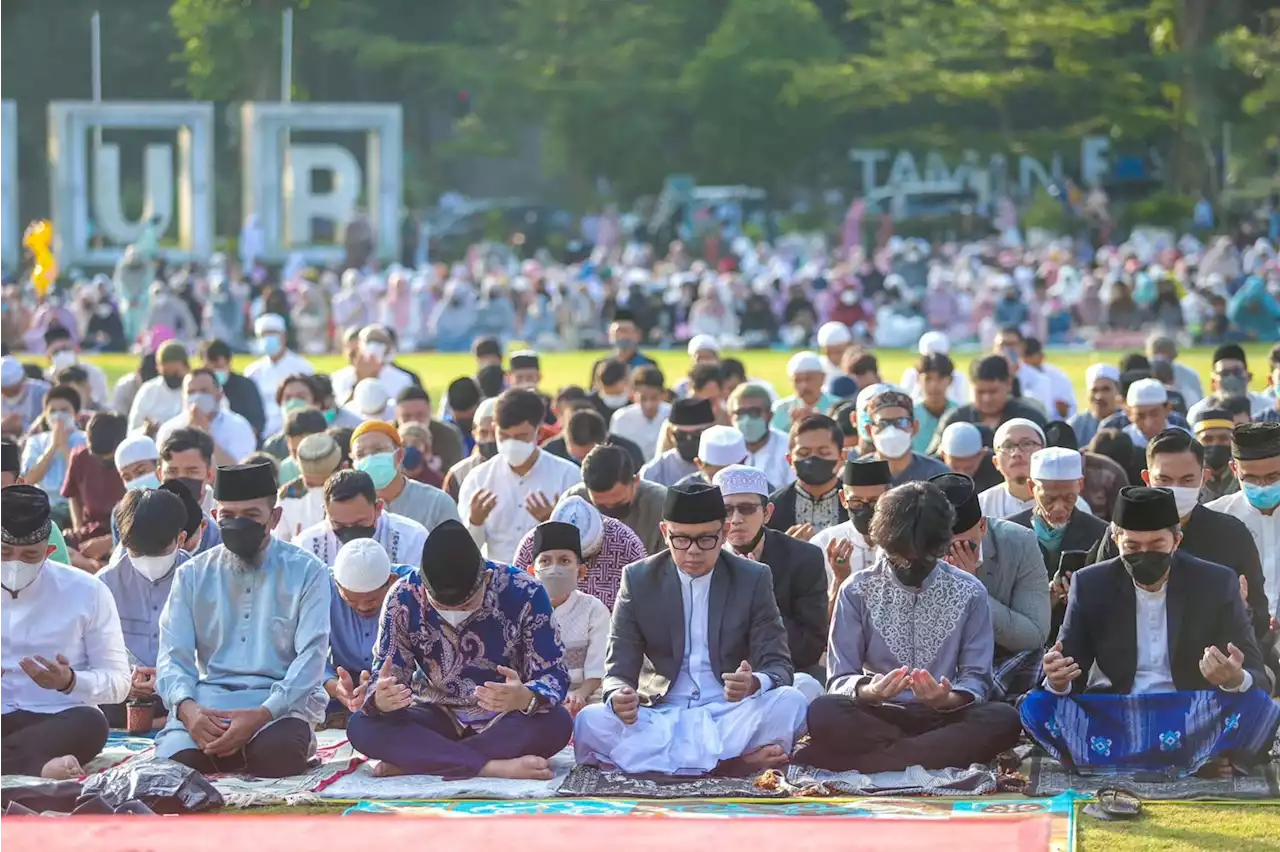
[940, 422, 983, 457]
[353, 379, 390, 416]
[918, 331, 950, 356]
[994, 417, 1046, 448]
[712, 464, 770, 498]
[254, 313, 286, 336]
[1126, 378, 1168, 407]
[687, 334, 721, 357]
[816, 322, 852, 347]
[114, 434, 159, 469]
[698, 425, 748, 467]
[787, 351, 824, 376]
[332, 538, 392, 594]
[0, 356, 23, 387]
[1030, 447, 1083, 481]
[1085, 364, 1121, 388]
[550, 495, 604, 557]
[475, 397, 498, 422]
[856, 382, 890, 413]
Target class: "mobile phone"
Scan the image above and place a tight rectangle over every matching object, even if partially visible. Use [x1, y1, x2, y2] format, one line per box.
[1055, 550, 1088, 584]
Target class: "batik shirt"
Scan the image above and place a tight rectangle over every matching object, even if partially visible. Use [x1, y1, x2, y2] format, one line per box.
[510, 516, 647, 610]
[794, 483, 843, 532]
[363, 562, 569, 730]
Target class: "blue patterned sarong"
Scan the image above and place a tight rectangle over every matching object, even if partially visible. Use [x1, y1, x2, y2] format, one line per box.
[1020, 689, 1280, 775]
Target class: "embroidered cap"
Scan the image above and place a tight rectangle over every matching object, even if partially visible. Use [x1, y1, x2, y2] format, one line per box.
[549, 496, 604, 557]
[940, 422, 984, 458]
[713, 464, 770, 498]
[1, 484, 52, 546]
[1126, 378, 1168, 408]
[817, 322, 852, 347]
[1085, 363, 1121, 388]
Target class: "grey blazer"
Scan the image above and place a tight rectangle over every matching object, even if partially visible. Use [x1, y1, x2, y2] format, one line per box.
[976, 518, 1052, 654]
[601, 550, 794, 707]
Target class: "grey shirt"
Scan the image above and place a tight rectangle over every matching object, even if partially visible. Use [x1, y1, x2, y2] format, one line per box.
[387, 476, 461, 534]
[890, 452, 950, 486]
[976, 518, 1051, 654]
[638, 449, 698, 488]
[97, 549, 191, 667]
[565, 478, 668, 557]
[828, 558, 994, 703]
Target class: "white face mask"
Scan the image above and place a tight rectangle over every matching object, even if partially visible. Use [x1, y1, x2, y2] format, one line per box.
[363, 341, 388, 362]
[600, 392, 631, 409]
[872, 426, 913, 459]
[50, 350, 77, 372]
[131, 549, 178, 582]
[188, 392, 218, 415]
[1, 559, 44, 593]
[498, 438, 536, 467]
[1168, 485, 1200, 518]
[436, 607, 475, 628]
[125, 472, 161, 492]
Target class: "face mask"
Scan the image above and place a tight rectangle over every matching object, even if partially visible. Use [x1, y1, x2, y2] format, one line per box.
[1219, 374, 1247, 396]
[872, 426, 913, 459]
[125, 472, 161, 491]
[615, 338, 637, 353]
[323, 407, 338, 424]
[162, 373, 185, 390]
[1242, 480, 1280, 512]
[49, 410, 75, 427]
[132, 550, 178, 582]
[1169, 485, 1200, 518]
[334, 523, 377, 545]
[794, 456, 837, 486]
[283, 397, 310, 416]
[535, 564, 579, 600]
[436, 607, 476, 628]
[1, 558, 44, 593]
[218, 516, 268, 560]
[1032, 513, 1067, 550]
[214, 369, 230, 386]
[850, 503, 876, 537]
[94, 303, 113, 318]
[355, 451, 399, 489]
[363, 341, 388, 362]
[730, 525, 766, 556]
[1203, 444, 1232, 470]
[262, 335, 284, 357]
[674, 432, 703, 463]
[188, 392, 218, 415]
[402, 445, 424, 470]
[600, 392, 630, 409]
[50, 350, 77, 372]
[735, 414, 768, 444]
[477, 440, 498, 460]
[176, 476, 205, 504]
[1121, 550, 1172, 586]
[498, 438, 536, 467]
[889, 557, 936, 588]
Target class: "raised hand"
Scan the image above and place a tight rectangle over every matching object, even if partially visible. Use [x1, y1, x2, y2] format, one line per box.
[910, 669, 953, 709]
[786, 523, 816, 542]
[859, 666, 910, 704]
[334, 666, 372, 712]
[1199, 643, 1246, 690]
[469, 489, 499, 525]
[1042, 641, 1082, 692]
[129, 666, 157, 700]
[826, 537, 855, 582]
[474, 665, 533, 713]
[948, 540, 979, 574]
[611, 686, 640, 725]
[525, 491, 557, 523]
[19, 654, 73, 692]
[372, 658, 413, 713]
[722, 660, 756, 702]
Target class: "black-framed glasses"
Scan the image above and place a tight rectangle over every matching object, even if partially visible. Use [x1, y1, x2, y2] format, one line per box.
[870, 417, 913, 433]
[668, 533, 723, 551]
[997, 439, 1043, 455]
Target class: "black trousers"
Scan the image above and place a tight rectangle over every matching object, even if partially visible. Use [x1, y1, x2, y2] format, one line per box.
[796, 694, 1023, 773]
[169, 717, 314, 778]
[1, 706, 110, 776]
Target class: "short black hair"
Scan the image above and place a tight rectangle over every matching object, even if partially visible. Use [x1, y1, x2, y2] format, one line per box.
[1151, 359, 1175, 385]
[310, 374, 336, 404]
[1119, 352, 1151, 374]
[566, 408, 608, 447]
[324, 468, 377, 505]
[473, 336, 502, 360]
[1211, 343, 1247, 367]
[327, 426, 354, 467]
[161, 426, 215, 463]
[117, 489, 187, 556]
[44, 384, 82, 412]
[633, 365, 665, 390]
[789, 413, 842, 450]
[159, 478, 203, 540]
[581, 443, 635, 491]
[850, 353, 879, 376]
[43, 325, 73, 346]
[54, 365, 89, 386]
[719, 358, 747, 384]
[446, 377, 482, 412]
[285, 407, 328, 438]
[477, 364, 507, 398]
[917, 352, 954, 377]
[870, 481, 955, 564]
[1146, 428, 1205, 467]
[689, 363, 722, 392]
[275, 373, 316, 405]
[598, 358, 630, 387]
[396, 385, 430, 406]
[1023, 337, 1043, 358]
[200, 339, 232, 362]
[556, 385, 589, 405]
[495, 388, 545, 429]
[971, 355, 1011, 382]
[997, 325, 1024, 342]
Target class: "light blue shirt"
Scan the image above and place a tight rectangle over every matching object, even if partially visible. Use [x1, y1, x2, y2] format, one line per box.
[20, 429, 86, 506]
[154, 538, 331, 758]
[326, 564, 416, 683]
[97, 549, 191, 667]
[770, 392, 839, 431]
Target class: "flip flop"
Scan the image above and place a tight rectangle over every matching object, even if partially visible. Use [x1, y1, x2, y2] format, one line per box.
[1084, 787, 1142, 821]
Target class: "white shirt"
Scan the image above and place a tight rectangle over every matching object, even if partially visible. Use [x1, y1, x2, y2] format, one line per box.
[746, 429, 795, 489]
[1014, 364, 1055, 415]
[458, 449, 583, 563]
[127, 376, 185, 431]
[1040, 362, 1078, 419]
[295, 511, 428, 567]
[156, 408, 257, 464]
[552, 590, 611, 691]
[244, 350, 315, 436]
[610, 402, 671, 462]
[1, 560, 130, 713]
[900, 366, 971, 407]
[809, 520, 878, 591]
[1207, 490, 1280, 620]
[330, 363, 413, 410]
[1187, 392, 1274, 423]
[274, 488, 326, 543]
[978, 482, 1091, 519]
[1132, 584, 1176, 694]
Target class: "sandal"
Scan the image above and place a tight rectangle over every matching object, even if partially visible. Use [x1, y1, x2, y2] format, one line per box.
[1083, 787, 1142, 821]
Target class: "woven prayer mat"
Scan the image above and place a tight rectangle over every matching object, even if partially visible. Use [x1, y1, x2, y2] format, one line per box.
[1023, 753, 1280, 800]
[315, 744, 575, 801]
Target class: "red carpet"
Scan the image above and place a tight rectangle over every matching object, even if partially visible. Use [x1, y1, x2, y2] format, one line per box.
[3, 813, 1052, 851]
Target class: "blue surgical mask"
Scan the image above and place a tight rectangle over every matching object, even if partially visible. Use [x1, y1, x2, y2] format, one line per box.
[214, 369, 230, 386]
[1242, 480, 1280, 512]
[282, 398, 309, 416]
[324, 408, 338, 424]
[1031, 513, 1067, 550]
[355, 451, 399, 490]
[262, 335, 284, 357]
[735, 414, 768, 444]
[402, 445, 424, 470]
[126, 472, 161, 491]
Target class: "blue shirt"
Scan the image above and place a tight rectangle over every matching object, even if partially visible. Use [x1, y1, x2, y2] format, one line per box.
[97, 549, 191, 667]
[771, 392, 839, 431]
[363, 562, 568, 729]
[913, 400, 956, 454]
[326, 564, 416, 682]
[21, 429, 86, 507]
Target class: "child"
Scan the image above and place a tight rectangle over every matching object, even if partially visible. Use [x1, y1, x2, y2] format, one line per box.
[912, 352, 957, 453]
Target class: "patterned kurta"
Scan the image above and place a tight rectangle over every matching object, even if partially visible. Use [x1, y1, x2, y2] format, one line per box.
[362, 563, 569, 731]
[794, 484, 843, 532]
[510, 516, 647, 609]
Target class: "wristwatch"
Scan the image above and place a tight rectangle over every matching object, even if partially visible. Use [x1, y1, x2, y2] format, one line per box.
[523, 691, 545, 715]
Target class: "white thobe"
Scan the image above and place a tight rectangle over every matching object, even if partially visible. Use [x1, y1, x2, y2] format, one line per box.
[458, 450, 583, 564]
[274, 488, 327, 543]
[244, 350, 315, 436]
[1206, 491, 1280, 621]
[978, 483, 1090, 519]
[156, 409, 258, 464]
[809, 520, 878, 592]
[610, 402, 671, 462]
[330, 363, 413, 409]
[294, 511, 428, 567]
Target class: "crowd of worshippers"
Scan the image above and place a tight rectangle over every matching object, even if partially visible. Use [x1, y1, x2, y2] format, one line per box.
[2, 319, 1280, 783]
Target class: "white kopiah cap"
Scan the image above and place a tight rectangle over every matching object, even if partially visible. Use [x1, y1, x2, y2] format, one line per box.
[940, 422, 983, 457]
[1126, 378, 1168, 407]
[712, 464, 770, 498]
[475, 397, 498, 422]
[0, 356, 23, 387]
[687, 334, 721, 357]
[549, 495, 604, 557]
[1085, 363, 1121, 388]
[787, 351, 824, 376]
[918, 331, 950, 356]
[354, 379, 390, 416]
[114, 434, 159, 469]
[699, 425, 748, 466]
[332, 538, 393, 594]
[1030, 446, 1083, 481]
[254, 313, 287, 336]
[994, 417, 1046, 448]
[816, 321, 852, 347]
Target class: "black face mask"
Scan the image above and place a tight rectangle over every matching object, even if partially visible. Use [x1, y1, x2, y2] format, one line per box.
[794, 456, 837, 486]
[219, 516, 268, 560]
[731, 525, 767, 556]
[1122, 550, 1171, 586]
[1203, 444, 1232, 471]
[478, 441, 498, 460]
[162, 373, 185, 390]
[597, 500, 632, 520]
[889, 557, 936, 587]
[175, 476, 206, 503]
[675, 432, 703, 463]
[850, 503, 876, 537]
[334, 523, 377, 545]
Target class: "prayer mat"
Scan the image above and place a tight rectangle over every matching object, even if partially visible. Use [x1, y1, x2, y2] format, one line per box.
[315, 744, 575, 801]
[1022, 752, 1280, 800]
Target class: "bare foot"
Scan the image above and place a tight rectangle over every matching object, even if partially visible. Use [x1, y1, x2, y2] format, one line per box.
[372, 760, 407, 778]
[1196, 757, 1234, 779]
[740, 745, 789, 770]
[40, 755, 83, 780]
[479, 755, 553, 780]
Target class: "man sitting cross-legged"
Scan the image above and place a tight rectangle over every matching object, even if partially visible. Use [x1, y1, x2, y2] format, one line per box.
[347, 520, 573, 780]
[1020, 486, 1280, 775]
[573, 482, 809, 776]
[795, 481, 1023, 772]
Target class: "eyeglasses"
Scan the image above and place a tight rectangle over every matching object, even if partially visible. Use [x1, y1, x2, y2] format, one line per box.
[998, 440, 1044, 456]
[724, 502, 763, 518]
[871, 417, 913, 433]
[668, 533, 723, 551]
